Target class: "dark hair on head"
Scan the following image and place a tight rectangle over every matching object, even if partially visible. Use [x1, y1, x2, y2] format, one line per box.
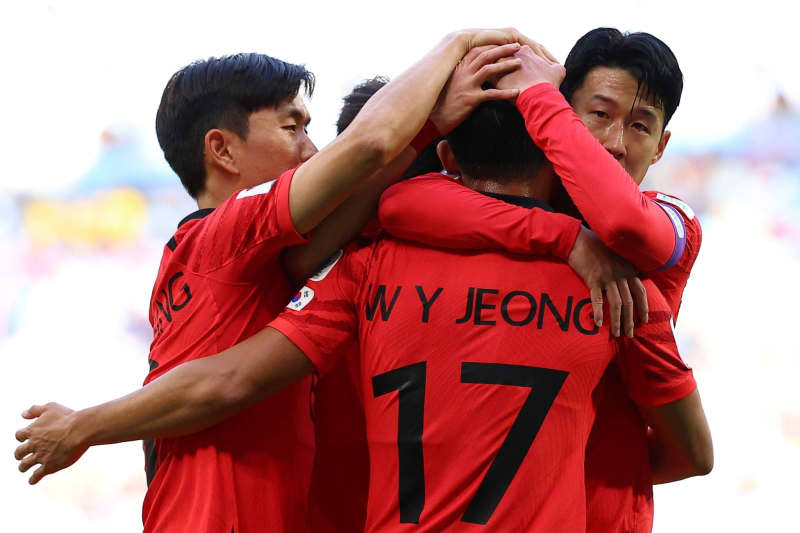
[446, 99, 544, 181]
[156, 53, 314, 198]
[336, 76, 389, 134]
[560, 28, 683, 129]
[336, 76, 442, 178]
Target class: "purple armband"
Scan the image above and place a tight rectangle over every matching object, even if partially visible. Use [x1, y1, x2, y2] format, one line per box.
[655, 202, 686, 272]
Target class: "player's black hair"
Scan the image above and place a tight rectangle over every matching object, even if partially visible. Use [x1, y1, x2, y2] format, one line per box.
[336, 76, 442, 179]
[336, 76, 388, 135]
[560, 28, 683, 129]
[156, 53, 315, 198]
[446, 99, 544, 181]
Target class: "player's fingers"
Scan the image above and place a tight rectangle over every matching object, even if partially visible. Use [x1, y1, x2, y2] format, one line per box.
[631, 277, 649, 323]
[19, 453, 39, 473]
[22, 405, 45, 419]
[476, 58, 522, 83]
[479, 88, 520, 102]
[590, 286, 604, 327]
[534, 42, 559, 63]
[470, 42, 521, 72]
[618, 278, 635, 338]
[14, 441, 34, 460]
[29, 465, 49, 485]
[460, 44, 497, 66]
[498, 27, 540, 52]
[15, 425, 31, 443]
[605, 282, 622, 337]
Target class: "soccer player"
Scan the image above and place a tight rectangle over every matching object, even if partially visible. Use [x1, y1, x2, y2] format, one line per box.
[14, 29, 541, 533]
[13, 70, 711, 532]
[312, 71, 656, 533]
[377, 29, 703, 531]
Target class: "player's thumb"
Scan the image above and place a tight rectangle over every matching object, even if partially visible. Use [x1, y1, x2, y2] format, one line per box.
[22, 404, 46, 419]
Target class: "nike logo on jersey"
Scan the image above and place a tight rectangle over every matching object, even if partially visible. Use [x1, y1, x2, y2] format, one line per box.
[236, 179, 277, 199]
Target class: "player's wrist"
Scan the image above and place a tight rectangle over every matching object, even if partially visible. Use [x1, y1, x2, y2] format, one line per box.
[516, 82, 558, 108]
[410, 120, 442, 153]
[69, 407, 102, 448]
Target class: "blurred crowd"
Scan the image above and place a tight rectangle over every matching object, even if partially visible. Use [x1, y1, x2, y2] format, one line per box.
[2, 94, 798, 532]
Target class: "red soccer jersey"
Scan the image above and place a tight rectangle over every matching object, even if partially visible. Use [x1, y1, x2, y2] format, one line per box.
[378, 87, 704, 530]
[270, 219, 695, 532]
[584, 189, 702, 532]
[144, 168, 315, 533]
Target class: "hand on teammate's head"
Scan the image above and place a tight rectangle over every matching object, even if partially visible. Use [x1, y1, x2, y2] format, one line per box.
[430, 43, 523, 134]
[495, 44, 566, 94]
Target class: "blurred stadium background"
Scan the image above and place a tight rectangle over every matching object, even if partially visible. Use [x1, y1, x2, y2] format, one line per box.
[2, 1, 798, 531]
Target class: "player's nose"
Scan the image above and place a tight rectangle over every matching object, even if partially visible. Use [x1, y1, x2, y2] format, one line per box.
[602, 121, 626, 161]
[300, 136, 318, 163]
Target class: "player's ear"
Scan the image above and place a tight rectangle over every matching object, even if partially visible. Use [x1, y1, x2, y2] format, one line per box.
[204, 128, 241, 176]
[436, 140, 461, 176]
[651, 130, 671, 165]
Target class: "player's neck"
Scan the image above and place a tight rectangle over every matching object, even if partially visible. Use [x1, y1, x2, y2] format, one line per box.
[461, 166, 554, 203]
[195, 172, 239, 210]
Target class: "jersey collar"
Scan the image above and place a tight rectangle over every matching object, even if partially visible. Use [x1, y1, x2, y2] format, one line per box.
[177, 208, 215, 229]
[480, 191, 554, 212]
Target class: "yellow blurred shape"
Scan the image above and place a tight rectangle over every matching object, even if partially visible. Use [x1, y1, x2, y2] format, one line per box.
[24, 188, 148, 247]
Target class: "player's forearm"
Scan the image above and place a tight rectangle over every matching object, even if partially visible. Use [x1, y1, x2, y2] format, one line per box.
[68, 357, 257, 447]
[70, 328, 313, 448]
[288, 34, 471, 235]
[516, 84, 675, 271]
[378, 175, 580, 259]
[283, 146, 417, 284]
[640, 390, 713, 484]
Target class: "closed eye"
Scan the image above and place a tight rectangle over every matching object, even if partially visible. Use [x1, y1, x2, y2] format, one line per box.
[592, 110, 609, 119]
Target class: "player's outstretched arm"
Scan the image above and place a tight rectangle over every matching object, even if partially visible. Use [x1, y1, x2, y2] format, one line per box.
[641, 390, 713, 484]
[14, 327, 312, 485]
[286, 28, 536, 236]
[379, 174, 648, 337]
[283, 44, 523, 283]
[497, 46, 680, 272]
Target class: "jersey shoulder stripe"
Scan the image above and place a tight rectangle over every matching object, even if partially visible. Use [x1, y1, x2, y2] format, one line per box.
[654, 192, 695, 220]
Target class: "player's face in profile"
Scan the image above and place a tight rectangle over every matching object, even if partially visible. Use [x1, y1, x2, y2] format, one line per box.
[570, 66, 670, 185]
[234, 95, 318, 188]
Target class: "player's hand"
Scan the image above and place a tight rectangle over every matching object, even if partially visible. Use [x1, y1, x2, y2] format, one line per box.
[14, 403, 88, 485]
[430, 44, 522, 135]
[495, 44, 566, 95]
[568, 226, 648, 338]
[452, 28, 558, 63]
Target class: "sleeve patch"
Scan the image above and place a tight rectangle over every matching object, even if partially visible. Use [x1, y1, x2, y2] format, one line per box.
[310, 249, 344, 282]
[656, 193, 695, 220]
[236, 179, 277, 199]
[287, 286, 315, 311]
[658, 202, 686, 239]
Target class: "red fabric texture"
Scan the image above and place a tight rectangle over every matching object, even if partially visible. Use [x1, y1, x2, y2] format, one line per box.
[143, 167, 315, 533]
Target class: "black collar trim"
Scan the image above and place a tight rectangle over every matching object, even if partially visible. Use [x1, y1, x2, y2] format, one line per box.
[167, 208, 215, 251]
[481, 191, 554, 211]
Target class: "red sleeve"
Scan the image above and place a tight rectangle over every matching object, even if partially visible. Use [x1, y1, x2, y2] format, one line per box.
[644, 191, 703, 320]
[190, 166, 308, 278]
[615, 281, 697, 407]
[269, 244, 369, 375]
[516, 83, 679, 272]
[378, 173, 581, 260]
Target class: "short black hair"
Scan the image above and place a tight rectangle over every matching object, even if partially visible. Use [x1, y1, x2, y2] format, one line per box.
[336, 76, 442, 178]
[156, 53, 314, 198]
[560, 28, 683, 129]
[336, 76, 389, 135]
[446, 100, 544, 181]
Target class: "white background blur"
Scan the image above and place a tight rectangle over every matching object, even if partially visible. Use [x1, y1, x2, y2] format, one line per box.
[2, 1, 799, 531]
